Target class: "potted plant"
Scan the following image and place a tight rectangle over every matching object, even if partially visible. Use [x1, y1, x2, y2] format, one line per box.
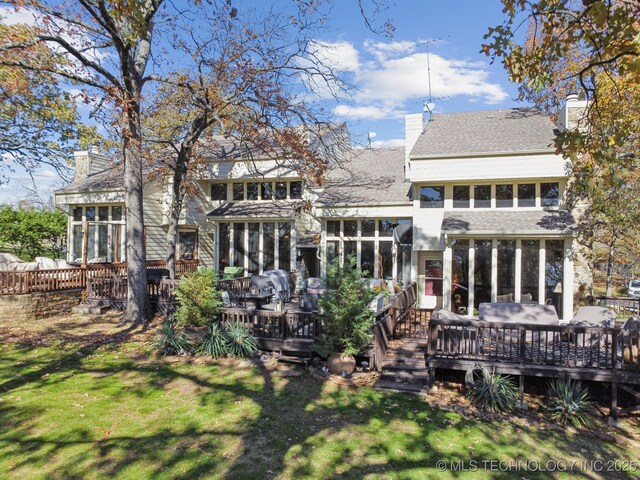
[314, 256, 376, 375]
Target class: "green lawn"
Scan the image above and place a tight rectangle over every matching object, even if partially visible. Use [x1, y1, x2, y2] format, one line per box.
[0, 321, 638, 479]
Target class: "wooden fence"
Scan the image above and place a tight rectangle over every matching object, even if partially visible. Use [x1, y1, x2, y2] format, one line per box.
[426, 316, 640, 384]
[0, 260, 199, 295]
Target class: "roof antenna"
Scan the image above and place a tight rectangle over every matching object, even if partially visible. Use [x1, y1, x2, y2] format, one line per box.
[423, 42, 436, 121]
[367, 131, 377, 148]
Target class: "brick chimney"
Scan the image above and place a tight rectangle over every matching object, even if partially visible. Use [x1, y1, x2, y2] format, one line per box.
[557, 93, 589, 132]
[73, 146, 112, 181]
[404, 113, 425, 179]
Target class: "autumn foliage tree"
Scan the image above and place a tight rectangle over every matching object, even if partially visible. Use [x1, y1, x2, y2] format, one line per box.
[0, 23, 98, 184]
[483, 0, 640, 292]
[0, 1, 389, 321]
[142, 3, 351, 278]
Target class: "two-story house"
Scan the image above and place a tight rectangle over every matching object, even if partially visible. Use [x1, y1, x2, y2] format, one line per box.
[54, 98, 584, 320]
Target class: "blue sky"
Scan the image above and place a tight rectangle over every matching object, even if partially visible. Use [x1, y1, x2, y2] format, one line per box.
[0, 0, 526, 204]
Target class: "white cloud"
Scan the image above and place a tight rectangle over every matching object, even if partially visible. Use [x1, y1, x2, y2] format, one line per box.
[358, 52, 508, 105]
[325, 38, 509, 123]
[363, 39, 416, 62]
[308, 40, 360, 72]
[371, 138, 404, 148]
[334, 104, 406, 120]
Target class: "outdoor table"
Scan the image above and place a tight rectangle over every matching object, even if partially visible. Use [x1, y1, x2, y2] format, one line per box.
[241, 292, 273, 310]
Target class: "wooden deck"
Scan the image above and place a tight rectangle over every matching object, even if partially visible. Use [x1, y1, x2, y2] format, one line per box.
[0, 260, 199, 295]
[422, 316, 640, 385]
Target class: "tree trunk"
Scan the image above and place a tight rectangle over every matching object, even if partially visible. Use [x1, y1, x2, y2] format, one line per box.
[165, 170, 186, 279]
[605, 242, 615, 297]
[122, 94, 150, 324]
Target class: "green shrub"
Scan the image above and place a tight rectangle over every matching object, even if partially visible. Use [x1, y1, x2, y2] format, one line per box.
[197, 323, 229, 358]
[314, 256, 376, 357]
[175, 268, 222, 327]
[154, 317, 192, 356]
[546, 378, 593, 428]
[224, 322, 258, 359]
[466, 367, 519, 412]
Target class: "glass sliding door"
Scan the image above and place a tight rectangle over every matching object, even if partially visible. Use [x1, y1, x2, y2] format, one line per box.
[233, 223, 245, 269]
[497, 239, 515, 299]
[545, 240, 565, 316]
[248, 223, 260, 274]
[474, 240, 492, 308]
[379, 241, 393, 279]
[263, 223, 275, 271]
[451, 239, 469, 313]
[278, 222, 291, 272]
[521, 240, 539, 302]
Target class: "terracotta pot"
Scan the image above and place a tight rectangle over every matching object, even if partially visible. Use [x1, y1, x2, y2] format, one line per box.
[623, 345, 638, 365]
[327, 353, 356, 376]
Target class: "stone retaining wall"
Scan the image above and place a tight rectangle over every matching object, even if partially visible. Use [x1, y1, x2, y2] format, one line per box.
[0, 289, 83, 324]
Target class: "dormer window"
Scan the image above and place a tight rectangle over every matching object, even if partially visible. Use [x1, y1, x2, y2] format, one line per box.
[420, 185, 444, 208]
[232, 182, 244, 201]
[474, 185, 491, 208]
[541, 182, 560, 206]
[261, 182, 273, 200]
[496, 184, 513, 208]
[247, 182, 259, 200]
[453, 185, 470, 208]
[211, 183, 227, 201]
[518, 183, 536, 207]
[290, 181, 303, 199]
[275, 181, 287, 200]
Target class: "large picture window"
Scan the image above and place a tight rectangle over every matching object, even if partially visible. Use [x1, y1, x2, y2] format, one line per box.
[448, 237, 567, 316]
[324, 218, 411, 281]
[218, 221, 293, 274]
[69, 204, 126, 263]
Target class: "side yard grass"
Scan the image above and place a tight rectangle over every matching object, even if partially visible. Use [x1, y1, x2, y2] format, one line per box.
[0, 316, 638, 479]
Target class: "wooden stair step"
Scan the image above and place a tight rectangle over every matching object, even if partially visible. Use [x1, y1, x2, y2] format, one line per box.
[374, 379, 429, 394]
[377, 370, 430, 383]
[382, 362, 428, 372]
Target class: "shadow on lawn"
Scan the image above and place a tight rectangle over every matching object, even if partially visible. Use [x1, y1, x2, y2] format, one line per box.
[0, 327, 633, 479]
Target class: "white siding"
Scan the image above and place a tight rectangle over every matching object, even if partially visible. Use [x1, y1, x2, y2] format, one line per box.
[409, 153, 570, 183]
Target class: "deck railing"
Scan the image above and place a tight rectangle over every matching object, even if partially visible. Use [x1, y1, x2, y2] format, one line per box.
[426, 317, 640, 382]
[595, 295, 640, 317]
[220, 308, 321, 341]
[216, 276, 252, 294]
[369, 283, 419, 370]
[0, 259, 199, 295]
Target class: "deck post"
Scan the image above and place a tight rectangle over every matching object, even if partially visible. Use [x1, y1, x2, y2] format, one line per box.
[516, 374, 528, 410]
[607, 382, 620, 426]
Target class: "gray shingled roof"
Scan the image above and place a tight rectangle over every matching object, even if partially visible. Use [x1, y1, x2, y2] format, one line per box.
[55, 166, 124, 194]
[411, 108, 557, 158]
[207, 200, 303, 219]
[317, 147, 411, 206]
[441, 210, 577, 235]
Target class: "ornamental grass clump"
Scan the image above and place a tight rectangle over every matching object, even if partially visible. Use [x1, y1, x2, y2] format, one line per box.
[175, 268, 222, 327]
[313, 256, 376, 357]
[546, 378, 593, 428]
[466, 367, 519, 412]
[197, 323, 229, 358]
[224, 321, 259, 359]
[155, 316, 192, 356]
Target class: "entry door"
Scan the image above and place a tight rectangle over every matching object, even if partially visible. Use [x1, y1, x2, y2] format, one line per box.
[418, 252, 443, 309]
